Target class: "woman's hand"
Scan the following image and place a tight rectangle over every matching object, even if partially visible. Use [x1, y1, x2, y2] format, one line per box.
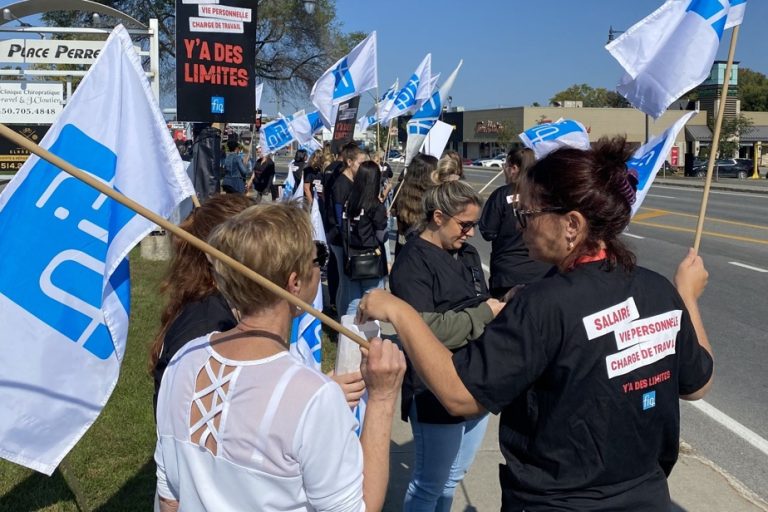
[485, 298, 505, 317]
[674, 248, 708, 301]
[356, 289, 407, 325]
[328, 370, 366, 408]
[360, 338, 406, 403]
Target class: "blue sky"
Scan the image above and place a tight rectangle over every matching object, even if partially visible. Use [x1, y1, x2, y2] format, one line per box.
[325, 0, 768, 114]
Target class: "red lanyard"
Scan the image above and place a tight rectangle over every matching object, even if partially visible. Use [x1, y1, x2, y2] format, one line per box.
[574, 248, 607, 266]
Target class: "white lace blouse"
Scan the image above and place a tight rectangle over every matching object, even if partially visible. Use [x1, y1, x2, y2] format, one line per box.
[154, 333, 365, 511]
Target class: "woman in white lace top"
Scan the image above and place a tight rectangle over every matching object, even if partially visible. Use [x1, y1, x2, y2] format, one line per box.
[155, 203, 406, 512]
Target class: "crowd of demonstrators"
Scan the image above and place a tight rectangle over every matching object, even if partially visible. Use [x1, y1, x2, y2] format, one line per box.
[221, 139, 250, 194]
[358, 137, 714, 511]
[342, 160, 389, 317]
[155, 203, 407, 512]
[392, 153, 438, 256]
[480, 148, 555, 299]
[389, 174, 504, 511]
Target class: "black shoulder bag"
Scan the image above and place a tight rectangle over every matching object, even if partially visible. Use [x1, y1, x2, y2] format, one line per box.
[343, 203, 384, 281]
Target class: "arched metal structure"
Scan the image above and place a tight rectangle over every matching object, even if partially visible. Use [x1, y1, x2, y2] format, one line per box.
[0, 0, 147, 29]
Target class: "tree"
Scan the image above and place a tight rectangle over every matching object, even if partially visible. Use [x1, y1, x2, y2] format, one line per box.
[549, 84, 630, 108]
[41, 0, 363, 99]
[708, 114, 754, 158]
[738, 67, 768, 112]
[495, 120, 518, 151]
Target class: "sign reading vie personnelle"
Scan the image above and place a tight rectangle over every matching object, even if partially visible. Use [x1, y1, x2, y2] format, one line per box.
[175, 0, 256, 123]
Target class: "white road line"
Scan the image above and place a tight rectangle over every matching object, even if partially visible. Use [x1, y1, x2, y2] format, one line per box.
[686, 400, 768, 458]
[647, 194, 677, 199]
[728, 262, 768, 273]
[652, 185, 768, 200]
[622, 232, 645, 239]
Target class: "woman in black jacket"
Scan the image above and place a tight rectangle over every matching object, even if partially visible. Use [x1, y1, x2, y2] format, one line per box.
[480, 148, 554, 299]
[342, 160, 388, 316]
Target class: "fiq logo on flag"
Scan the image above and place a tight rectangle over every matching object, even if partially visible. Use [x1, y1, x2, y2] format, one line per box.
[0, 125, 133, 360]
[519, 119, 591, 159]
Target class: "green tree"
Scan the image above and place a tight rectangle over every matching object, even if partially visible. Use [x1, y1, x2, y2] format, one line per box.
[708, 114, 754, 158]
[495, 120, 518, 151]
[41, 0, 363, 98]
[549, 83, 630, 108]
[738, 67, 768, 112]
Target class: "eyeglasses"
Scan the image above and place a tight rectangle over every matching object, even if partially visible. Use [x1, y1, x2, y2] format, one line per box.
[447, 215, 479, 235]
[313, 241, 328, 268]
[511, 200, 565, 228]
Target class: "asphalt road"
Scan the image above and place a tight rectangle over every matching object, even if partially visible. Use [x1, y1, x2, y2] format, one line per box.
[462, 166, 768, 501]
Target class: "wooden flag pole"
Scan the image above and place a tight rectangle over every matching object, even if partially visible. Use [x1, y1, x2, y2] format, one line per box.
[374, 85, 381, 151]
[693, 25, 741, 251]
[477, 168, 505, 194]
[0, 123, 370, 350]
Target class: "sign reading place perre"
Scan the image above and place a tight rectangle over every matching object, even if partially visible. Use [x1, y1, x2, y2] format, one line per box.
[0, 82, 64, 124]
[0, 39, 108, 65]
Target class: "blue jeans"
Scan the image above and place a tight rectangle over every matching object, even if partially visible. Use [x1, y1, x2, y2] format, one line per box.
[345, 276, 385, 317]
[329, 244, 346, 312]
[404, 403, 490, 512]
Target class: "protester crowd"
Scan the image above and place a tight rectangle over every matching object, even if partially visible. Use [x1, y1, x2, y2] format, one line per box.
[152, 138, 714, 512]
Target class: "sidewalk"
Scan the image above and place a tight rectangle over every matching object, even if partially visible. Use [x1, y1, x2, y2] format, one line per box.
[383, 403, 768, 511]
[655, 173, 768, 195]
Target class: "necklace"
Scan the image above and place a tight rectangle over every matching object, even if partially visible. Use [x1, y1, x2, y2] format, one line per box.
[214, 325, 286, 346]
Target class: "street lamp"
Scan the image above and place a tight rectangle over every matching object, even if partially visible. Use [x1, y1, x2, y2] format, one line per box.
[303, 1, 317, 15]
[3, 8, 32, 28]
[607, 25, 649, 144]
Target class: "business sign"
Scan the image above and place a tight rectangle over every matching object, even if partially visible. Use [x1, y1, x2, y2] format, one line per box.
[175, 0, 256, 122]
[0, 124, 49, 171]
[0, 82, 64, 124]
[0, 39, 108, 65]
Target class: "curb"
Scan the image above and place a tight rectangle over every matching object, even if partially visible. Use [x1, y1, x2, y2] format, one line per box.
[654, 177, 768, 195]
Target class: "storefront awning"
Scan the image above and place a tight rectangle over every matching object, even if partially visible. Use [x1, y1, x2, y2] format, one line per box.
[740, 126, 768, 143]
[685, 125, 712, 142]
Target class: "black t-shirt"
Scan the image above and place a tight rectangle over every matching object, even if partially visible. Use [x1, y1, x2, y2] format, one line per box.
[321, 161, 344, 243]
[252, 157, 275, 193]
[391, 236, 489, 423]
[452, 262, 713, 511]
[346, 203, 387, 249]
[303, 165, 321, 195]
[479, 183, 554, 291]
[152, 293, 236, 416]
[329, 174, 354, 246]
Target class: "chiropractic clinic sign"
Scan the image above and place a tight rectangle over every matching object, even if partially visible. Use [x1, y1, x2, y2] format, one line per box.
[175, 0, 256, 123]
[0, 39, 107, 65]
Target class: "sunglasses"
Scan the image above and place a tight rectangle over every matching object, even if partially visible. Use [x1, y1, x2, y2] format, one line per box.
[447, 214, 479, 235]
[313, 241, 328, 268]
[511, 199, 565, 228]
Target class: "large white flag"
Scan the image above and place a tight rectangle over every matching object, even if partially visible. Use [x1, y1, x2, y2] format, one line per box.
[381, 54, 432, 124]
[629, 111, 697, 216]
[289, 192, 325, 370]
[357, 80, 399, 132]
[519, 118, 591, 160]
[420, 120, 455, 159]
[405, 60, 462, 165]
[311, 31, 378, 128]
[254, 82, 264, 111]
[290, 110, 324, 148]
[607, 0, 744, 119]
[725, 0, 747, 29]
[0, 25, 194, 475]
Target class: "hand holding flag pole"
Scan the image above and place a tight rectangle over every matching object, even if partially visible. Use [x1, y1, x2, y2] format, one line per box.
[0, 123, 371, 350]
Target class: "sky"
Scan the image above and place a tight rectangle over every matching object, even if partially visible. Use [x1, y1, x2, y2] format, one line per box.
[293, 0, 768, 116]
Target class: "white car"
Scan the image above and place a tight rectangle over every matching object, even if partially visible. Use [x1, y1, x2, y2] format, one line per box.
[474, 153, 506, 168]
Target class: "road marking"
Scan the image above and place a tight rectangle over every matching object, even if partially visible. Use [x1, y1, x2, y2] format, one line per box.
[633, 210, 669, 222]
[647, 194, 677, 199]
[631, 221, 768, 245]
[686, 400, 768, 459]
[652, 185, 768, 200]
[622, 232, 645, 239]
[635, 208, 768, 231]
[729, 262, 768, 273]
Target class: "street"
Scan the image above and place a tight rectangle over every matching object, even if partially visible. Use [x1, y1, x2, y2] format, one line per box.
[462, 166, 768, 501]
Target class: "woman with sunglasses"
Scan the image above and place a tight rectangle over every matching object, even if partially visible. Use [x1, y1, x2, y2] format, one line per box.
[389, 174, 504, 511]
[479, 148, 555, 299]
[155, 203, 406, 512]
[358, 137, 714, 511]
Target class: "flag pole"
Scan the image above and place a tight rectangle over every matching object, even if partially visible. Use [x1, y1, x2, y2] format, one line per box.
[693, 25, 740, 251]
[0, 123, 371, 350]
[375, 85, 381, 151]
[477, 168, 505, 194]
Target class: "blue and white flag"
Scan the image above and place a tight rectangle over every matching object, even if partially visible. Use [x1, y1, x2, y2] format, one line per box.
[519, 118, 591, 160]
[405, 60, 462, 165]
[281, 161, 305, 202]
[606, 0, 745, 119]
[289, 192, 325, 370]
[0, 25, 194, 475]
[311, 31, 378, 128]
[376, 79, 400, 125]
[629, 111, 697, 216]
[259, 117, 296, 154]
[357, 80, 399, 132]
[382, 54, 431, 124]
[725, 0, 747, 29]
[290, 110, 324, 148]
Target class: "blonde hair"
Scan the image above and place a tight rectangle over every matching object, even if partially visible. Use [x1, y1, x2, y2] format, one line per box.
[207, 203, 314, 316]
[431, 156, 462, 184]
[421, 175, 482, 231]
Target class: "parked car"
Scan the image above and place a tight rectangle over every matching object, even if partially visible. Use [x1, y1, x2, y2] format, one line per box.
[688, 158, 754, 179]
[473, 153, 507, 168]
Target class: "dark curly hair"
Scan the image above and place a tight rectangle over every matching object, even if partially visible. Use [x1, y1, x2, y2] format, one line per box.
[520, 136, 637, 271]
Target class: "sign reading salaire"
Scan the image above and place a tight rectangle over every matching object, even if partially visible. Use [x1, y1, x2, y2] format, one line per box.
[0, 82, 64, 124]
